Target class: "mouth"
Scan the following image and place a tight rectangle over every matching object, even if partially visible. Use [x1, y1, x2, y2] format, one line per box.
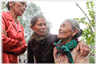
[41, 31, 46, 33]
[20, 9, 24, 13]
[59, 32, 63, 35]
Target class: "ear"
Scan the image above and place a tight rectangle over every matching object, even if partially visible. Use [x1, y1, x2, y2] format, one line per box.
[30, 25, 34, 30]
[72, 29, 78, 37]
[9, 1, 15, 8]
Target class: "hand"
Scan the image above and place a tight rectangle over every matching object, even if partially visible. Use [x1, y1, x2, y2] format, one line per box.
[2, 29, 7, 37]
[77, 41, 89, 56]
[21, 45, 27, 53]
[20, 41, 22, 47]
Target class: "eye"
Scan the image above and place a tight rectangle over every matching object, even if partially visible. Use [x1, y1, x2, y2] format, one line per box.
[38, 23, 42, 26]
[44, 23, 46, 26]
[20, 2, 27, 8]
[63, 25, 65, 27]
[20, 2, 25, 5]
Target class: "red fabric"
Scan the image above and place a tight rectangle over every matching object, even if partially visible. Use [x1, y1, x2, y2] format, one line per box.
[2, 11, 27, 63]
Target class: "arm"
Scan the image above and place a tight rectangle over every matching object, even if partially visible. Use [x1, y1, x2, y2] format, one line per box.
[77, 41, 89, 56]
[14, 34, 27, 55]
[2, 12, 26, 54]
[19, 33, 27, 54]
[27, 41, 34, 63]
[2, 14, 21, 50]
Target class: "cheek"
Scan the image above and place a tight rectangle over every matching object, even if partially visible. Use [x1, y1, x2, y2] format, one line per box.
[35, 28, 40, 33]
[34, 27, 41, 34]
[58, 30, 72, 39]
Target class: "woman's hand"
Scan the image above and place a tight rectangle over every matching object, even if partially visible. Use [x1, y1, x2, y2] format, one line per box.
[77, 41, 89, 56]
[2, 29, 7, 37]
[20, 41, 22, 47]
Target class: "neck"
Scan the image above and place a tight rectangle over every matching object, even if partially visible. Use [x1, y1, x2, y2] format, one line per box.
[62, 37, 73, 45]
[9, 10, 18, 24]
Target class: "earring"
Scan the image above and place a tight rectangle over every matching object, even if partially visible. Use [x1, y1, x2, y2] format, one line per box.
[72, 34, 74, 37]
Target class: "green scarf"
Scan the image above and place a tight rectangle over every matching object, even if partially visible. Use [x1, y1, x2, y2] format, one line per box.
[54, 39, 78, 63]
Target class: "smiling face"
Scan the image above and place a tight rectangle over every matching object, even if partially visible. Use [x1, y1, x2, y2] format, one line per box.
[31, 18, 47, 36]
[58, 20, 73, 39]
[9, 1, 27, 16]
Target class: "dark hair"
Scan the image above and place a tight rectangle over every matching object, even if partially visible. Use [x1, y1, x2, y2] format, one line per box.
[6, 1, 15, 10]
[30, 15, 46, 27]
[6, 2, 10, 10]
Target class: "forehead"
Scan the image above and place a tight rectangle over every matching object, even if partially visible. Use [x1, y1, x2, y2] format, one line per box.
[16, 1, 27, 4]
[36, 18, 46, 23]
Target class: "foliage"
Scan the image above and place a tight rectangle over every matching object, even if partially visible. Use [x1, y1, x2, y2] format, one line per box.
[1, 1, 8, 12]
[74, 1, 95, 63]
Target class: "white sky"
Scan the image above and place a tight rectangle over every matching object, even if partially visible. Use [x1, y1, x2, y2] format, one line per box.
[29, 1, 89, 35]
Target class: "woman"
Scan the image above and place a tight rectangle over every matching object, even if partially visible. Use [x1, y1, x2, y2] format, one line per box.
[53, 19, 89, 63]
[2, 1, 27, 63]
[27, 15, 89, 63]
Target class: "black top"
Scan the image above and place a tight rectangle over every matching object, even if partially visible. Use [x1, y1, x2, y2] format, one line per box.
[27, 34, 59, 63]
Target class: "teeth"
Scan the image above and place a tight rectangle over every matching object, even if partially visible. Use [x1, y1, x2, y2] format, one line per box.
[59, 32, 63, 34]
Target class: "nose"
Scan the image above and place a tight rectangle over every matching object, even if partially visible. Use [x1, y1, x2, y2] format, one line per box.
[59, 27, 62, 31]
[23, 6, 26, 11]
[42, 25, 47, 30]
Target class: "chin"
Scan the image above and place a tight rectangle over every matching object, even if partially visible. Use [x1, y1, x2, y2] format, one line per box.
[18, 13, 23, 16]
[19, 14, 23, 16]
[39, 34, 46, 36]
[58, 35, 63, 39]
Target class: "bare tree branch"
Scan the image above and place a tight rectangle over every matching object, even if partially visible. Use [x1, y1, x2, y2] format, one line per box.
[76, 2, 95, 31]
[89, 52, 95, 56]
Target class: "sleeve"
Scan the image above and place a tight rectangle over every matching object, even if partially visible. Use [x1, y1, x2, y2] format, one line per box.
[74, 51, 89, 63]
[27, 40, 34, 63]
[19, 31, 27, 54]
[2, 12, 22, 50]
[14, 35, 27, 55]
[2, 12, 27, 55]
[54, 35, 59, 42]
[13, 26, 27, 55]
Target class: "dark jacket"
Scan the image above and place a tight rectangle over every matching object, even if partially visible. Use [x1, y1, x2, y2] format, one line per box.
[27, 34, 59, 63]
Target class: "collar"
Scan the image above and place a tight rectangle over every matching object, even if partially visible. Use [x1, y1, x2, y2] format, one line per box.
[2, 12, 13, 21]
[2, 11, 22, 32]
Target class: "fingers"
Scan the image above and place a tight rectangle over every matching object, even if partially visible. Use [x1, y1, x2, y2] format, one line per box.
[83, 45, 89, 56]
[2, 29, 7, 37]
[83, 45, 87, 56]
[77, 41, 84, 55]
[20, 41, 22, 47]
[78, 41, 89, 56]
[80, 45, 84, 56]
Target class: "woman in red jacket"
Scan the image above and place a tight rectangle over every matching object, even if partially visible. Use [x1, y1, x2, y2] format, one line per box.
[2, 1, 27, 63]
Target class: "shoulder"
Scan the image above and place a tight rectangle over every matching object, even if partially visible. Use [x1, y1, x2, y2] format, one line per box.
[71, 46, 78, 55]
[50, 34, 59, 42]
[50, 34, 57, 37]
[1, 11, 6, 18]
[2, 12, 12, 20]
[27, 38, 33, 46]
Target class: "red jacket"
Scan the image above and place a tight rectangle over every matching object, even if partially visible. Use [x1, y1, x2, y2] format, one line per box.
[2, 12, 27, 63]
